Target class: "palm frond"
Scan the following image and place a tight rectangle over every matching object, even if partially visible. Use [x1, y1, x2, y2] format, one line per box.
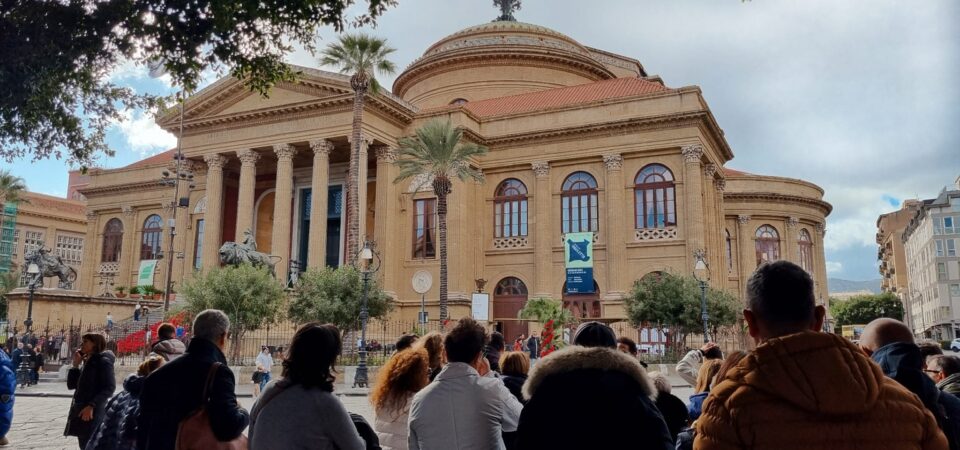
[319, 33, 396, 93]
[391, 119, 489, 187]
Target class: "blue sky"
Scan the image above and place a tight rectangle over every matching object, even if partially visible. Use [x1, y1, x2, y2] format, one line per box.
[5, 0, 959, 282]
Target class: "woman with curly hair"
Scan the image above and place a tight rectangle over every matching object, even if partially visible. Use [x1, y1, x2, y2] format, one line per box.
[371, 349, 430, 450]
[414, 332, 444, 382]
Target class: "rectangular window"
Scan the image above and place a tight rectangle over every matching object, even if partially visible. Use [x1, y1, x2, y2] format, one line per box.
[413, 199, 437, 259]
[939, 262, 948, 281]
[949, 239, 957, 257]
[937, 240, 945, 257]
[951, 284, 960, 297]
[193, 219, 205, 270]
[946, 217, 956, 235]
[55, 234, 84, 288]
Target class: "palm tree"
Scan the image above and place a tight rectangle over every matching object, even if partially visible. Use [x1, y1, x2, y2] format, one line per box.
[0, 170, 27, 205]
[393, 120, 488, 321]
[320, 34, 396, 265]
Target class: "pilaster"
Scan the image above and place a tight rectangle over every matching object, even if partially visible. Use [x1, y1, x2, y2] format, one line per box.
[603, 154, 626, 297]
[682, 144, 706, 272]
[737, 214, 753, 298]
[81, 211, 99, 294]
[532, 161, 552, 297]
[120, 205, 137, 286]
[373, 145, 398, 296]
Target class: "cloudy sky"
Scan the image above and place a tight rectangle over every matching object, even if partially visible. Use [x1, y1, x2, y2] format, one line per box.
[10, 0, 959, 283]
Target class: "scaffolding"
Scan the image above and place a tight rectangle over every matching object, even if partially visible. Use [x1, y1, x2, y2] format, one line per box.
[0, 202, 17, 273]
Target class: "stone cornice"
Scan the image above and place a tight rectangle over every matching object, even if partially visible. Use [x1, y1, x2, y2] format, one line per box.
[16, 208, 87, 225]
[395, 50, 615, 98]
[723, 192, 833, 216]
[80, 180, 166, 197]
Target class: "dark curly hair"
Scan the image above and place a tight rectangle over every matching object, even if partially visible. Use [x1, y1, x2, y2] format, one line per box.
[282, 323, 340, 392]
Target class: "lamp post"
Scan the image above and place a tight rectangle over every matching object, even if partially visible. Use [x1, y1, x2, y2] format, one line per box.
[158, 90, 196, 312]
[353, 240, 380, 388]
[24, 263, 40, 335]
[693, 249, 710, 343]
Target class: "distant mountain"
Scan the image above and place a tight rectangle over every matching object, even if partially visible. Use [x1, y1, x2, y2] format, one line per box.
[828, 278, 882, 294]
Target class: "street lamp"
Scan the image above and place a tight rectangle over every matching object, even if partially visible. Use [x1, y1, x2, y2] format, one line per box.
[159, 151, 196, 312]
[693, 249, 710, 343]
[352, 240, 381, 388]
[24, 263, 40, 334]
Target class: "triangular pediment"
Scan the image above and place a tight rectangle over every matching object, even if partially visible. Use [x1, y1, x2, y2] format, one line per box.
[156, 65, 415, 130]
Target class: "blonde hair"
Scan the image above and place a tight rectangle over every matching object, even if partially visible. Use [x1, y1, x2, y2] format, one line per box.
[138, 355, 165, 376]
[695, 359, 722, 393]
[500, 351, 530, 376]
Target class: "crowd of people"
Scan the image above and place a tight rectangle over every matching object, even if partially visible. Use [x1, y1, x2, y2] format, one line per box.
[1, 258, 957, 449]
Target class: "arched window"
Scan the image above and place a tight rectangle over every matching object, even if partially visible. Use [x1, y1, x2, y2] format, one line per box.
[450, 98, 468, 106]
[755, 225, 780, 265]
[101, 218, 123, 263]
[634, 164, 676, 229]
[799, 228, 814, 273]
[561, 172, 599, 234]
[725, 229, 734, 274]
[140, 214, 163, 260]
[495, 277, 528, 296]
[494, 179, 528, 238]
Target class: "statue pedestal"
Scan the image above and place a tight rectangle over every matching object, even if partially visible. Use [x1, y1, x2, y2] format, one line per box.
[5, 290, 164, 331]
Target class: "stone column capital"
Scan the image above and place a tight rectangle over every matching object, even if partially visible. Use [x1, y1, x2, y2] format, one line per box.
[347, 135, 373, 151]
[273, 143, 297, 161]
[816, 222, 826, 236]
[309, 139, 334, 156]
[787, 217, 800, 228]
[85, 211, 98, 221]
[681, 144, 704, 163]
[122, 205, 135, 217]
[374, 145, 397, 163]
[162, 202, 176, 215]
[737, 214, 751, 225]
[714, 178, 726, 192]
[704, 163, 718, 178]
[603, 154, 623, 171]
[531, 161, 550, 178]
[236, 149, 260, 166]
[203, 154, 228, 170]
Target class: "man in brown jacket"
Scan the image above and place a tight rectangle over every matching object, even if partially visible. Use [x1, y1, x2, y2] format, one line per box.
[695, 261, 947, 450]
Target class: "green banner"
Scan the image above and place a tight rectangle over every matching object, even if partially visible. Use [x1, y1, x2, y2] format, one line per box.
[564, 232, 594, 269]
[137, 260, 158, 286]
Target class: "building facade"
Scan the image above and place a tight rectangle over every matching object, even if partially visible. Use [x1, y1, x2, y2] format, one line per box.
[77, 19, 831, 335]
[902, 181, 960, 339]
[0, 192, 88, 288]
[876, 199, 921, 330]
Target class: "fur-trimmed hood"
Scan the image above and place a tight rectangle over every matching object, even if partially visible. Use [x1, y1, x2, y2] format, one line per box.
[522, 345, 656, 401]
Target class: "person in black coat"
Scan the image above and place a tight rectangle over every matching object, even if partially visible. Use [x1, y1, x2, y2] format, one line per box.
[648, 371, 689, 444]
[65, 333, 117, 449]
[85, 356, 165, 450]
[516, 322, 672, 450]
[485, 332, 505, 373]
[137, 309, 248, 450]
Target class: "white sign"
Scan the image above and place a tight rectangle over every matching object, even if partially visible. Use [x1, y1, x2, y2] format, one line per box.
[412, 270, 433, 294]
[471, 293, 490, 321]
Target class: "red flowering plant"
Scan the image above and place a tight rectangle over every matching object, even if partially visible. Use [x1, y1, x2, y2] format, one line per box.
[518, 298, 574, 358]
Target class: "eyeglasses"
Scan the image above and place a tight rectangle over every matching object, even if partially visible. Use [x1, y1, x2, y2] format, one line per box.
[923, 369, 941, 374]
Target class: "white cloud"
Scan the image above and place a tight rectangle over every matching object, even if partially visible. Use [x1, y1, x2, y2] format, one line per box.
[826, 261, 843, 274]
[112, 109, 177, 157]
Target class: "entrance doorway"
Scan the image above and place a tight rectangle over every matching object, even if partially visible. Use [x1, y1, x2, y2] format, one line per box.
[295, 185, 344, 269]
[494, 277, 529, 343]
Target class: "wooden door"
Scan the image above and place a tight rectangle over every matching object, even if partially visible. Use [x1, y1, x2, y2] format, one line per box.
[494, 278, 529, 344]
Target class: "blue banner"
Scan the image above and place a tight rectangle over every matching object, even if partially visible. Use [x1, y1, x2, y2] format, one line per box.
[565, 267, 594, 294]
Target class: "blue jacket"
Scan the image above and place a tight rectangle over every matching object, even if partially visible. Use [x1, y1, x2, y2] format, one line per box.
[872, 342, 960, 450]
[0, 350, 15, 437]
[687, 392, 709, 422]
[86, 374, 145, 450]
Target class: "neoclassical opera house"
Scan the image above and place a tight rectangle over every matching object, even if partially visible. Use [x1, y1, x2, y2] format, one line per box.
[78, 17, 831, 339]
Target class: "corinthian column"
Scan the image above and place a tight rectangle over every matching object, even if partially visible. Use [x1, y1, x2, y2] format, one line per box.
[235, 149, 260, 238]
[682, 144, 706, 271]
[374, 146, 398, 296]
[307, 139, 333, 269]
[201, 154, 227, 269]
[737, 214, 754, 297]
[532, 161, 552, 297]
[271, 144, 297, 280]
[603, 154, 626, 298]
[785, 217, 800, 264]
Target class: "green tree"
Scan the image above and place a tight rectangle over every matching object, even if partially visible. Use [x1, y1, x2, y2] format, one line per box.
[0, 271, 18, 320]
[320, 33, 397, 265]
[1, 1, 395, 165]
[519, 297, 575, 355]
[0, 170, 27, 205]
[831, 292, 904, 329]
[393, 119, 488, 320]
[624, 272, 739, 346]
[180, 264, 286, 361]
[288, 265, 393, 335]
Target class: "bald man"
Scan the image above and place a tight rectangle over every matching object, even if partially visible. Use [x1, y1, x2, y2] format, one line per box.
[863, 318, 960, 450]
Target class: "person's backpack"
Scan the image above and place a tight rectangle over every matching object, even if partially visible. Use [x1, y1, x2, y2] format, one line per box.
[350, 413, 382, 450]
[175, 362, 248, 450]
